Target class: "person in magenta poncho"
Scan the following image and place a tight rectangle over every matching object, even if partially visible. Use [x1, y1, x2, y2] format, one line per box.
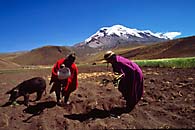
[49, 53, 78, 106]
[104, 51, 144, 112]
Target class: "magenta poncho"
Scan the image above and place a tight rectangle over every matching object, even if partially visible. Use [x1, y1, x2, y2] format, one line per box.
[112, 55, 144, 109]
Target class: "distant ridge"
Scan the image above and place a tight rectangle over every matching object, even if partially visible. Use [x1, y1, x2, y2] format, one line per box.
[0, 36, 194, 67]
[75, 25, 181, 49]
[11, 46, 71, 65]
[119, 36, 195, 60]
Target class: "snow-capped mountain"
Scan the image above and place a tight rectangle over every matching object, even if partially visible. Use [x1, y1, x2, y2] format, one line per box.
[82, 25, 181, 48]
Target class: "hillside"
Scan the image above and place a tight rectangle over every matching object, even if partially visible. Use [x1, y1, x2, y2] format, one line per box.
[118, 36, 195, 60]
[82, 36, 195, 63]
[0, 36, 194, 67]
[0, 58, 20, 70]
[10, 46, 71, 65]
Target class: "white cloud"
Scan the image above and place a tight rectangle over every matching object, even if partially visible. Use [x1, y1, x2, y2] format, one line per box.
[163, 32, 181, 39]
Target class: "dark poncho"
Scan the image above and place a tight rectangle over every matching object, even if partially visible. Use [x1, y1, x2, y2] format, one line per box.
[112, 55, 144, 108]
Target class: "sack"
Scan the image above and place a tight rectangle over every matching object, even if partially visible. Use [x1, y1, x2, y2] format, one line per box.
[57, 67, 71, 80]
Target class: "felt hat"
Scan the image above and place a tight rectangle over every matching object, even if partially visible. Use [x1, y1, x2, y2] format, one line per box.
[104, 51, 115, 60]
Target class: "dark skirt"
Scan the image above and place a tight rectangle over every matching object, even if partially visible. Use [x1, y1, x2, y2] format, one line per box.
[118, 72, 143, 109]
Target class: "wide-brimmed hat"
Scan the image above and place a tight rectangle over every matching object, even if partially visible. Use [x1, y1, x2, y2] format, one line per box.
[104, 51, 115, 60]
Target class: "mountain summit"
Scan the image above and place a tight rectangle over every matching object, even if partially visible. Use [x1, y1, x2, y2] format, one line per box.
[83, 25, 181, 49]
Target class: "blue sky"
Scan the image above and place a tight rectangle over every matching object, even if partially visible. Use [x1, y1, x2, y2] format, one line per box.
[0, 0, 194, 53]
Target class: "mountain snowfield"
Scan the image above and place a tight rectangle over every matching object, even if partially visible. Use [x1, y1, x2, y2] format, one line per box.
[84, 25, 181, 48]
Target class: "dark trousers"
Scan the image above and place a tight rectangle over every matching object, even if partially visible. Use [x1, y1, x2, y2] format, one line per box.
[50, 80, 70, 103]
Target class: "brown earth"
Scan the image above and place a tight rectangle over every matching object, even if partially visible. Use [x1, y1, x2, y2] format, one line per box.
[0, 65, 194, 129]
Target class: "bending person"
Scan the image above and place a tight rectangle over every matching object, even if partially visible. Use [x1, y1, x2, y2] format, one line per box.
[49, 53, 78, 106]
[104, 51, 144, 112]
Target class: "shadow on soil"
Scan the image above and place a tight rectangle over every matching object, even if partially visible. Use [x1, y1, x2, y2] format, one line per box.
[64, 107, 131, 122]
[1, 100, 25, 107]
[23, 101, 56, 123]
